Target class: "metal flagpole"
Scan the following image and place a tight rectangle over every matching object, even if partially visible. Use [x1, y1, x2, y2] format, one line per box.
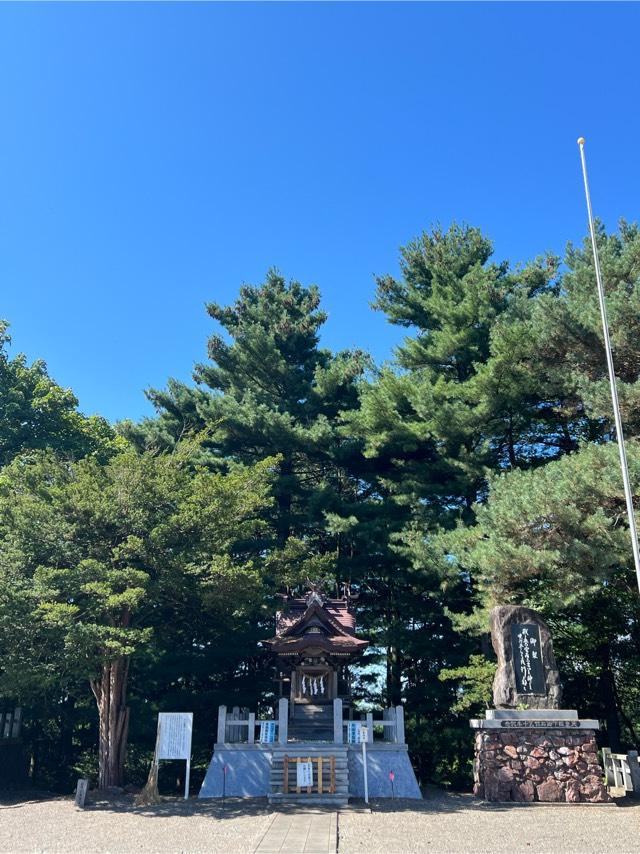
[577, 137, 640, 595]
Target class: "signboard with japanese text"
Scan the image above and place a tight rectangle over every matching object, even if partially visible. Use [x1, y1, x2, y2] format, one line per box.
[157, 712, 193, 760]
[347, 721, 362, 744]
[296, 761, 313, 788]
[511, 624, 545, 695]
[260, 720, 277, 744]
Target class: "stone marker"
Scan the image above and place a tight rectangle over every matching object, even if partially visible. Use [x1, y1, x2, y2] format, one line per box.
[490, 605, 562, 709]
[74, 778, 89, 808]
[470, 605, 611, 803]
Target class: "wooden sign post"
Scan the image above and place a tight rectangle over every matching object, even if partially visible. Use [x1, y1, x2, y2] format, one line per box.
[347, 722, 369, 803]
[360, 726, 369, 804]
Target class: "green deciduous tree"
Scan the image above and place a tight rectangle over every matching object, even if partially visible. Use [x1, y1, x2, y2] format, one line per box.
[0, 446, 275, 787]
[0, 321, 119, 467]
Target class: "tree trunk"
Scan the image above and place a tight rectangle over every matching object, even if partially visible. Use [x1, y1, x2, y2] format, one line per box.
[595, 643, 622, 752]
[276, 456, 293, 547]
[90, 657, 130, 789]
[387, 644, 403, 706]
[387, 601, 403, 706]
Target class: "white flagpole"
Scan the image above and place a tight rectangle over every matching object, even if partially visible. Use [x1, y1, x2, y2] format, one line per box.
[577, 137, 640, 596]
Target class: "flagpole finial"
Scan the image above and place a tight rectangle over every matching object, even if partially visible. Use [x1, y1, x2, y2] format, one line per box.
[577, 137, 586, 146]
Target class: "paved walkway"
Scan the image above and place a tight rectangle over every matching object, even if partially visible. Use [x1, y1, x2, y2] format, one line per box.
[253, 809, 338, 853]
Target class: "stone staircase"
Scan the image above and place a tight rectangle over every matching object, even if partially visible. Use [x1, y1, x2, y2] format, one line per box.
[288, 703, 334, 742]
[268, 744, 349, 807]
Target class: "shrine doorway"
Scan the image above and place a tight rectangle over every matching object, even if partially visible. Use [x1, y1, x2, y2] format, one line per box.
[291, 666, 337, 703]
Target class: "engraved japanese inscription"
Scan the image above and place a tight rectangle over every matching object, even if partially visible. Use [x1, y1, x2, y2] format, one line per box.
[511, 623, 545, 695]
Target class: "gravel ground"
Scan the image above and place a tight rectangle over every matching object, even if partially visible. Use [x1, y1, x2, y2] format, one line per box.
[339, 789, 640, 854]
[0, 792, 273, 854]
[1, 789, 640, 854]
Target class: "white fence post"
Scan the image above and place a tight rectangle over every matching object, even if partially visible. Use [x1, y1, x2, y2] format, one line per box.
[366, 712, 373, 743]
[383, 707, 392, 742]
[278, 698, 288, 745]
[217, 705, 227, 744]
[627, 751, 640, 795]
[333, 698, 343, 744]
[395, 705, 405, 745]
[231, 706, 240, 743]
[248, 712, 256, 744]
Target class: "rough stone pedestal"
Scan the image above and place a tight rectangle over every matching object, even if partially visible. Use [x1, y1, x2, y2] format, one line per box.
[470, 711, 611, 803]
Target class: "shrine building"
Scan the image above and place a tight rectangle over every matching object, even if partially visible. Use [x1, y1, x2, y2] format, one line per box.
[263, 588, 368, 739]
[199, 587, 421, 804]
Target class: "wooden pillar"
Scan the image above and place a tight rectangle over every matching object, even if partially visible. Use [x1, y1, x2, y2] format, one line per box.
[366, 712, 373, 743]
[231, 706, 240, 743]
[11, 708, 21, 739]
[216, 705, 227, 744]
[383, 707, 391, 742]
[395, 705, 405, 745]
[278, 698, 288, 744]
[627, 751, 640, 795]
[248, 712, 255, 744]
[333, 698, 343, 744]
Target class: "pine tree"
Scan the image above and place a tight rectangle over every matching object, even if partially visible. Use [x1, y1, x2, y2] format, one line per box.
[125, 270, 369, 586]
[448, 441, 640, 751]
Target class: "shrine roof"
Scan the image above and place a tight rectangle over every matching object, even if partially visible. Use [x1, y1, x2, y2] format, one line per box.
[261, 591, 368, 657]
[275, 598, 356, 636]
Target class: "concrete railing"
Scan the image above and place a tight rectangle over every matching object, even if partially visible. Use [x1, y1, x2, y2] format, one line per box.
[333, 699, 406, 745]
[217, 699, 289, 745]
[603, 748, 640, 796]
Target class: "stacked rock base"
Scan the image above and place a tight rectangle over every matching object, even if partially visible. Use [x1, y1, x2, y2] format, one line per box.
[473, 728, 610, 803]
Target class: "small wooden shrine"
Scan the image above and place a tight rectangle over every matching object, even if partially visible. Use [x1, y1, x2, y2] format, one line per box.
[262, 587, 368, 710]
[199, 584, 421, 801]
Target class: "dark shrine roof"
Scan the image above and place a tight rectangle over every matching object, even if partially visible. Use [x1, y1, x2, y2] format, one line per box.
[262, 591, 368, 658]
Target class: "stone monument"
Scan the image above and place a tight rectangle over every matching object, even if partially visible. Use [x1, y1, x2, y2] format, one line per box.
[470, 605, 610, 803]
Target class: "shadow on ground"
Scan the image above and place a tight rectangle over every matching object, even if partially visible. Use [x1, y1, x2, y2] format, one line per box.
[1, 785, 634, 820]
[0, 790, 271, 820]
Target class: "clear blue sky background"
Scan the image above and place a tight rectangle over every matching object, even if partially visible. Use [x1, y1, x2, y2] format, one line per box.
[2, 2, 639, 423]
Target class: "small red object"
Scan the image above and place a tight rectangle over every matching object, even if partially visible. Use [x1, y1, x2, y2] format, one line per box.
[223, 765, 228, 774]
[389, 771, 395, 781]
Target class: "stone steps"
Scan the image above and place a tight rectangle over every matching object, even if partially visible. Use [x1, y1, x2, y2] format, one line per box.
[289, 702, 335, 742]
[268, 792, 349, 807]
[268, 744, 349, 806]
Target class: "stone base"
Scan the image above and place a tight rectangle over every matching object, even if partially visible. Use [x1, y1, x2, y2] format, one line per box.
[199, 746, 272, 797]
[198, 742, 422, 799]
[347, 744, 421, 799]
[473, 728, 611, 803]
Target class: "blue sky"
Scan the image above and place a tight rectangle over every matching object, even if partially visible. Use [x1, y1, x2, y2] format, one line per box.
[2, 2, 639, 423]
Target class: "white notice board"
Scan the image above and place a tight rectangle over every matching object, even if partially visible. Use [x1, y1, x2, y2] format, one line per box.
[296, 761, 313, 788]
[157, 713, 193, 760]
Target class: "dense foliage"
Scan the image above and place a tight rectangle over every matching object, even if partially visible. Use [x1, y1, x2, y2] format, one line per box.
[1, 221, 639, 793]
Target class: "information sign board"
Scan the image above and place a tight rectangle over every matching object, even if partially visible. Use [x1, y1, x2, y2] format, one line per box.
[158, 713, 193, 760]
[155, 712, 193, 799]
[260, 720, 277, 744]
[296, 761, 313, 788]
[347, 721, 361, 744]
